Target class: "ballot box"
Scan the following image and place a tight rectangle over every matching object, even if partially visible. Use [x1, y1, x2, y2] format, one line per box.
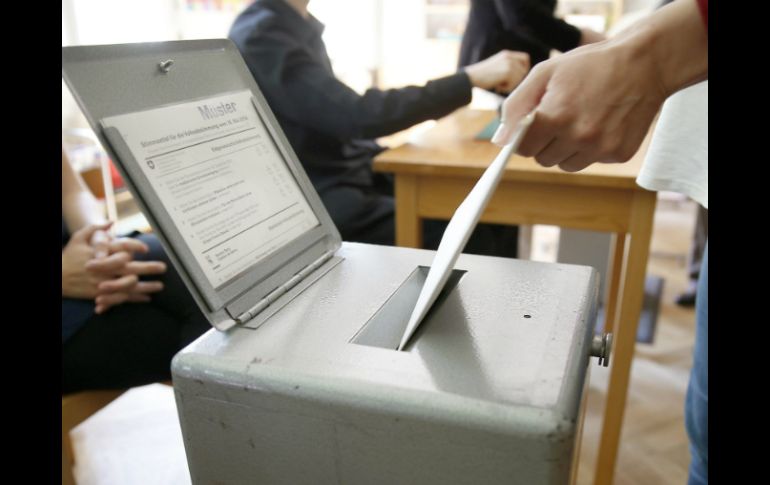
[62, 40, 610, 485]
[172, 242, 603, 485]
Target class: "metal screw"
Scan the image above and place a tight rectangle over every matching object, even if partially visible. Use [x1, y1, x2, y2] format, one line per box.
[591, 333, 613, 367]
[158, 59, 174, 74]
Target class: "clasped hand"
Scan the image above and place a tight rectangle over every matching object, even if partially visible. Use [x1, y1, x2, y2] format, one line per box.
[61, 222, 167, 314]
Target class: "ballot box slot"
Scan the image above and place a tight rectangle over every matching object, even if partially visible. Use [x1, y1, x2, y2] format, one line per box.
[350, 266, 466, 351]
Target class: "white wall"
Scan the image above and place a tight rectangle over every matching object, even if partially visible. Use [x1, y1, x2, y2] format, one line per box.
[62, 0, 663, 131]
[624, 0, 661, 13]
[67, 0, 179, 45]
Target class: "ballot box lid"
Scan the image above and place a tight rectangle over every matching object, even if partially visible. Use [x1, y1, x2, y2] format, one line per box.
[62, 40, 342, 331]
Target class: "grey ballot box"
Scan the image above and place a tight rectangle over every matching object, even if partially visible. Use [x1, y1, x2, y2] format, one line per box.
[60, 39, 602, 484]
[172, 242, 600, 485]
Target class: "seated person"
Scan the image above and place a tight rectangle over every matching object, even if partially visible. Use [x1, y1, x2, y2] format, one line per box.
[62, 147, 209, 394]
[229, 0, 529, 257]
[459, 0, 606, 75]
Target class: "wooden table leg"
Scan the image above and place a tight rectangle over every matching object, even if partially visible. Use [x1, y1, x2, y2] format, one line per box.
[394, 175, 422, 248]
[594, 191, 656, 485]
[603, 233, 627, 334]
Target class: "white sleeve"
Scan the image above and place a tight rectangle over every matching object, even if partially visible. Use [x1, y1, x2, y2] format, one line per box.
[636, 81, 708, 209]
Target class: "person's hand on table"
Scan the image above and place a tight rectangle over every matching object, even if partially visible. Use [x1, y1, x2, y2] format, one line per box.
[464, 50, 531, 94]
[85, 237, 167, 314]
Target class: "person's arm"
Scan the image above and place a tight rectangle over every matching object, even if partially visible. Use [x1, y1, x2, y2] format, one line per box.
[62, 146, 166, 311]
[237, 34, 527, 140]
[650, 0, 708, 93]
[492, 0, 707, 172]
[62, 147, 106, 232]
[62, 147, 112, 257]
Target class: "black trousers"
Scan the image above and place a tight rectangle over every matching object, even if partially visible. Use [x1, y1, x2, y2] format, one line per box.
[319, 173, 518, 258]
[62, 233, 210, 394]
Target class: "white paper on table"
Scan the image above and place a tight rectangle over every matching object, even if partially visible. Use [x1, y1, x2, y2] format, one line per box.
[397, 112, 536, 351]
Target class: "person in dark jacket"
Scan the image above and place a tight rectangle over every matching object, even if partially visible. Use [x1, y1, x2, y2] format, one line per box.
[459, 0, 605, 77]
[229, 0, 529, 255]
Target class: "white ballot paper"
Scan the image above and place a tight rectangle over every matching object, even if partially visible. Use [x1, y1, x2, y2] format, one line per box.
[102, 90, 320, 289]
[397, 113, 535, 350]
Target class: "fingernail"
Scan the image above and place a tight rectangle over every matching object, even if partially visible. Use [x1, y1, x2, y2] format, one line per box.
[491, 123, 508, 145]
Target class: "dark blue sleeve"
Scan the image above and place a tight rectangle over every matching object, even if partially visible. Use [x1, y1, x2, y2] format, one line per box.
[234, 33, 473, 140]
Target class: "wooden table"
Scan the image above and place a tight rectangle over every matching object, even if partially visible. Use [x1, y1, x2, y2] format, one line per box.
[373, 108, 657, 485]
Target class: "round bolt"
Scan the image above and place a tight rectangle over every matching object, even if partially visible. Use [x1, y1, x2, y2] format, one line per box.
[158, 59, 174, 74]
[591, 332, 612, 367]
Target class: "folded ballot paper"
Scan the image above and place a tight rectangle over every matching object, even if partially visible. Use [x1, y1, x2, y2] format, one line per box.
[397, 113, 535, 351]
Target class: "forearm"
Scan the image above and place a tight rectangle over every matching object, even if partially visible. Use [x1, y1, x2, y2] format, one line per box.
[242, 42, 471, 140]
[62, 192, 106, 232]
[279, 70, 471, 140]
[62, 146, 107, 232]
[354, 73, 472, 139]
[618, 0, 708, 98]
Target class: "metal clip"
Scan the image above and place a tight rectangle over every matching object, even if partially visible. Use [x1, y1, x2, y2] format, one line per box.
[158, 59, 174, 74]
[591, 333, 613, 367]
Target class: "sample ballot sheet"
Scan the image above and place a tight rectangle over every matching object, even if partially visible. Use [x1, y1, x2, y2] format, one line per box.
[103, 90, 320, 288]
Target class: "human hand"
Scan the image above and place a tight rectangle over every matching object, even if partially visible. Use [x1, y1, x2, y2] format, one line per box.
[579, 27, 606, 46]
[491, 0, 707, 173]
[85, 238, 167, 314]
[464, 50, 531, 94]
[85, 220, 115, 259]
[62, 222, 114, 300]
[491, 39, 665, 172]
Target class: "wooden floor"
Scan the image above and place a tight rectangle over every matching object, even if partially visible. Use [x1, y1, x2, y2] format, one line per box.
[69, 195, 700, 485]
